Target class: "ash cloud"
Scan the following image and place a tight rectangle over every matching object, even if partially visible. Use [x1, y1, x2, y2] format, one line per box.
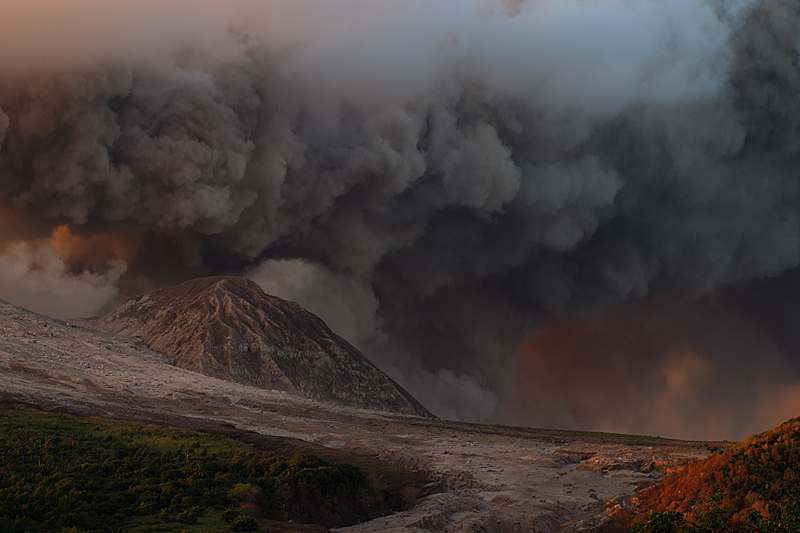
[502, 288, 800, 441]
[0, 109, 8, 147]
[0, 242, 124, 318]
[1, 0, 800, 434]
[248, 259, 386, 353]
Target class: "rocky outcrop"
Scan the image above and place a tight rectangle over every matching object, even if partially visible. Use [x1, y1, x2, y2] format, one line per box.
[94, 276, 431, 417]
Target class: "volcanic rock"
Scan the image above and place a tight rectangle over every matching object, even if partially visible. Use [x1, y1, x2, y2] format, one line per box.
[94, 276, 431, 417]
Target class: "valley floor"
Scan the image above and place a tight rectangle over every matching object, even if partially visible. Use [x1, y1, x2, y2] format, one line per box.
[0, 300, 710, 532]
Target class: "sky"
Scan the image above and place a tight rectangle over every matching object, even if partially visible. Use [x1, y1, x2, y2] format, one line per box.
[1, 0, 799, 440]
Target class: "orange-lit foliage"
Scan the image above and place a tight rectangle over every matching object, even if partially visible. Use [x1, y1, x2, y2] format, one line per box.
[635, 418, 800, 526]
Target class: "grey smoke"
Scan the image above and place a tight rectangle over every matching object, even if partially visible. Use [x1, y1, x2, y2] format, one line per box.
[0, 108, 8, 148]
[0, 243, 125, 318]
[248, 259, 386, 353]
[1, 0, 799, 435]
[501, 287, 800, 441]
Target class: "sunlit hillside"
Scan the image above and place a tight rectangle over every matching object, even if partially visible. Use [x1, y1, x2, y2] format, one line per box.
[630, 418, 800, 532]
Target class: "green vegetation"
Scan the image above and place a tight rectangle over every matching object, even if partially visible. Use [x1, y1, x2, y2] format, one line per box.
[0, 405, 381, 532]
[632, 418, 800, 532]
[633, 494, 800, 532]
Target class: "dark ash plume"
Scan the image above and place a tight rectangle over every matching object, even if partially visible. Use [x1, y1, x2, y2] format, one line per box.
[2, 0, 800, 436]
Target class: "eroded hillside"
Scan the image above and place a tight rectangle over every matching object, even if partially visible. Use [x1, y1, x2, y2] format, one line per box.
[92, 276, 429, 417]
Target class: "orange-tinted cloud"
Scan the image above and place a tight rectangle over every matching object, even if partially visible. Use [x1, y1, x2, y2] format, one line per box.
[0, 220, 140, 318]
[0, 240, 125, 318]
[502, 292, 800, 441]
[47, 224, 139, 272]
[0, 201, 47, 244]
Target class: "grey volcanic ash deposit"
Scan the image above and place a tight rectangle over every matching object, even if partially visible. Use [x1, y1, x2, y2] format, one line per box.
[0, 295, 709, 533]
[92, 276, 430, 417]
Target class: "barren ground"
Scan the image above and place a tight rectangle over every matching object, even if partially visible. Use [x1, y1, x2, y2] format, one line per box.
[0, 300, 711, 532]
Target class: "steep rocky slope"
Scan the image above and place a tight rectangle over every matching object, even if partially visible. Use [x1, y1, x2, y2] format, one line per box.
[93, 276, 430, 417]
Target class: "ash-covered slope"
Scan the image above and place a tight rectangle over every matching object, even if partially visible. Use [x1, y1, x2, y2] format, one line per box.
[95, 276, 431, 417]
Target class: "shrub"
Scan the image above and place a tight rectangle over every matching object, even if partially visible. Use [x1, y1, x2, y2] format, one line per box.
[227, 483, 253, 506]
[176, 510, 197, 524]
[632, 511, 688, 533]
[221, 507, 240, 523]
[231, 515, 259, 531]
[0, 405, 380, 532]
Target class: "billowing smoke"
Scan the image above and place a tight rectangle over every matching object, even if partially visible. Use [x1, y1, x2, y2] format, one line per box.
[248, 259, 386, 353]
[502, 285, 800, 441]
[1, 0, 800, 439]
[0, 241, 125, 318]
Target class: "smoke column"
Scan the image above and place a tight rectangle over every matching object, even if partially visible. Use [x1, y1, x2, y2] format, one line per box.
[1, 0, 800, 439]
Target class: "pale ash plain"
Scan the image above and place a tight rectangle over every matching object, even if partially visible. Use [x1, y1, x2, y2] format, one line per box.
[0, 299, 709, 532]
